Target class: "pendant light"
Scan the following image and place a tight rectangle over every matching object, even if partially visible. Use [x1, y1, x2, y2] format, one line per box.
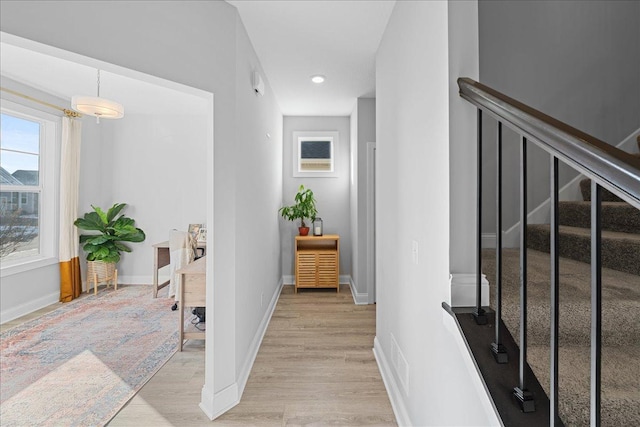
[72, 69, 124, 123]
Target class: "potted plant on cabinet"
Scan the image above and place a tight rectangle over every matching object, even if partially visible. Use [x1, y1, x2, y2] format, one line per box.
[74, 203, 145, 293]
[279, 185, 318, 236]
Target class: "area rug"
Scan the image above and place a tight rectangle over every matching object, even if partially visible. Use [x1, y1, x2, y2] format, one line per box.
[0, 285, 178, 426]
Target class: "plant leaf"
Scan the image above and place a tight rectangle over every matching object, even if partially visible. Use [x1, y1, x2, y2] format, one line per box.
[106, 203, 126, 223]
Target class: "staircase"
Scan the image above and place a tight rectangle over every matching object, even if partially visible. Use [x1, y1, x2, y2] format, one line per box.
[490, 137, 640, 425]
[483, 248, 640, 426]
[527, 137, 640, 275]
[458, 78, 640, 426]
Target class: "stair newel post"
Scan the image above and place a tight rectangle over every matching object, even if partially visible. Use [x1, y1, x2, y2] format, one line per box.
[590, 181, 602, 427]
[473, 109, 487, 325]
[514, 136, 535, 412]
[491, 121, 508, 363]
[550, 156, 560, 425]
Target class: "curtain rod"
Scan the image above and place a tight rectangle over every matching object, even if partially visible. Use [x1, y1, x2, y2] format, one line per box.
[0, 86, 82, 118]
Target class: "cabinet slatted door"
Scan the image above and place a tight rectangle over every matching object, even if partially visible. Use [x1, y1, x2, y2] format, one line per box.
[294, 235, 340, 293]
[317, 252, 338, 287]
[296, 252, 317, 287]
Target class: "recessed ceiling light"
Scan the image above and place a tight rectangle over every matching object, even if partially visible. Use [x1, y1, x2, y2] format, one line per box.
[311, 75, 325, 84]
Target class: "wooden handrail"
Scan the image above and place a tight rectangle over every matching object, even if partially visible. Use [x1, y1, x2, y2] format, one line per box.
[458, 78, 640, 209]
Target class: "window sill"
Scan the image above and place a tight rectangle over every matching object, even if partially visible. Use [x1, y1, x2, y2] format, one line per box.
[1, 256, 58, 278]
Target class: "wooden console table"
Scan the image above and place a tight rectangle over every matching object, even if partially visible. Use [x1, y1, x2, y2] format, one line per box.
[176, 255, 206, 351]
[295, 234, 340, 293]
[152, 240, 206, 298]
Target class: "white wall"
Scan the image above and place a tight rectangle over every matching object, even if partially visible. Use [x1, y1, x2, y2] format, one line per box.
[281, 116, 351, 280]
[1, 1, 284, 419]
[349, 98, 376, 303]
[104, 113, 209, 284]
[448, 0, 480, 278]
[233, 14, 284, 390]
[375, 1, 498, 425]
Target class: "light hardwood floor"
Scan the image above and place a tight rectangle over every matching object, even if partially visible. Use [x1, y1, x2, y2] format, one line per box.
[109, 283, 396, 426]
[0, 301, 64, 333]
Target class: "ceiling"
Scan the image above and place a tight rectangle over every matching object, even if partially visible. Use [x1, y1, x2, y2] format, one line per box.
[1, 1, 395, 117]
[228, 0, 396, 116]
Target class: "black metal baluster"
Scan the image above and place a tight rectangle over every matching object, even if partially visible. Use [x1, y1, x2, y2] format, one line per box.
[591, 181, 602, 427]
[513, 136, 535, 412]
[550, 156, 560, 425]
[491, 122, 507, 363]
[474, 109, 487, 325]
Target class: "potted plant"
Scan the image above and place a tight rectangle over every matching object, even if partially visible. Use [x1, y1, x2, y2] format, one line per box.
[74, 203, 145, 289]
[279, 185, 318, 236]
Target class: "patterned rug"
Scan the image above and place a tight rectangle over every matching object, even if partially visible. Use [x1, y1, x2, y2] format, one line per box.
[0, 285, 178, 426]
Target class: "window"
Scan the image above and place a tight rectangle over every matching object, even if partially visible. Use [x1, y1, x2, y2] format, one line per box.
[1, 101, 58, 275]
[292, 131, 339, 177]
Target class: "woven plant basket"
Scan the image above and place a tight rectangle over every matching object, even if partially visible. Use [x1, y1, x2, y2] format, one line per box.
[86, 260, 117, 294]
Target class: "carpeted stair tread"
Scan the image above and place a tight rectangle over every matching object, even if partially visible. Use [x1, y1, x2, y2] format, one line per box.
[527, 345, 640, 427]
[488, 249, 640, 347]
[483, 248, 640, 427]
[559, 201, 640, 234]
[504, 299, 640, 347]
[527, 224, 640, 275]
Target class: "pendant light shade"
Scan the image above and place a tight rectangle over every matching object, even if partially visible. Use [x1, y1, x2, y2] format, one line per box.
[72, 70, 124, 123]
[71, 96, 124, 119]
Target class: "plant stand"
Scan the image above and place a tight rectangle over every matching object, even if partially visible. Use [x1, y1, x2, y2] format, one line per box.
[86, 261, 118, 295]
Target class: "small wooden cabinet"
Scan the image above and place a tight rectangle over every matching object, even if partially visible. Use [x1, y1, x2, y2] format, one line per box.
[295, 234, 340, 293]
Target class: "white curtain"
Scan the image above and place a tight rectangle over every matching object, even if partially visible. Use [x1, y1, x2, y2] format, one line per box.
[59, 116, 83, 302]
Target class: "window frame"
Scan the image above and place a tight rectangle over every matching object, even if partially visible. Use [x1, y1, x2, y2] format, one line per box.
[292, 131, 339, 178]
[1, 100, 60, 277]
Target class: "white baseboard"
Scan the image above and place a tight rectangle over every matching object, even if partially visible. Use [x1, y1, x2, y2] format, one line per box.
[114, 275, 153, 285]
[618, 126, 640, 153]
[0, 290, 59, 324]
[482, 233, 496, 249]
[449, 273, 489, 308]
[200, 277, 284, 420]
[237, 278, 283, 395]
[199, 381, 239, 421]
[282, 275, 353, 286]
[283, 275, 294, 285]
[373, 337, 410, 426]
[501, 170, 582, 248]
[441, 309, 502, 426]
[348, 276, 369, 305]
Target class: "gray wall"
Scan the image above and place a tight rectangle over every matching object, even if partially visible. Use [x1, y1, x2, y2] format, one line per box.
[479, 0, 640, 235]
[281, 116, 351, 280]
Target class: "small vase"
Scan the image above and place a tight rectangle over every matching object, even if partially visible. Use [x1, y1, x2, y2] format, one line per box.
[299, 227, 310, 236]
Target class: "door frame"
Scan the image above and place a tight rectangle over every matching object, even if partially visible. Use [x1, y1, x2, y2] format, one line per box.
[366, 142, 376, 304]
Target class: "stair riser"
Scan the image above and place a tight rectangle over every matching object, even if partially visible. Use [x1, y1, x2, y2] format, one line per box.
[558, 203, 640, 234]
[527, 228, 640, 275]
